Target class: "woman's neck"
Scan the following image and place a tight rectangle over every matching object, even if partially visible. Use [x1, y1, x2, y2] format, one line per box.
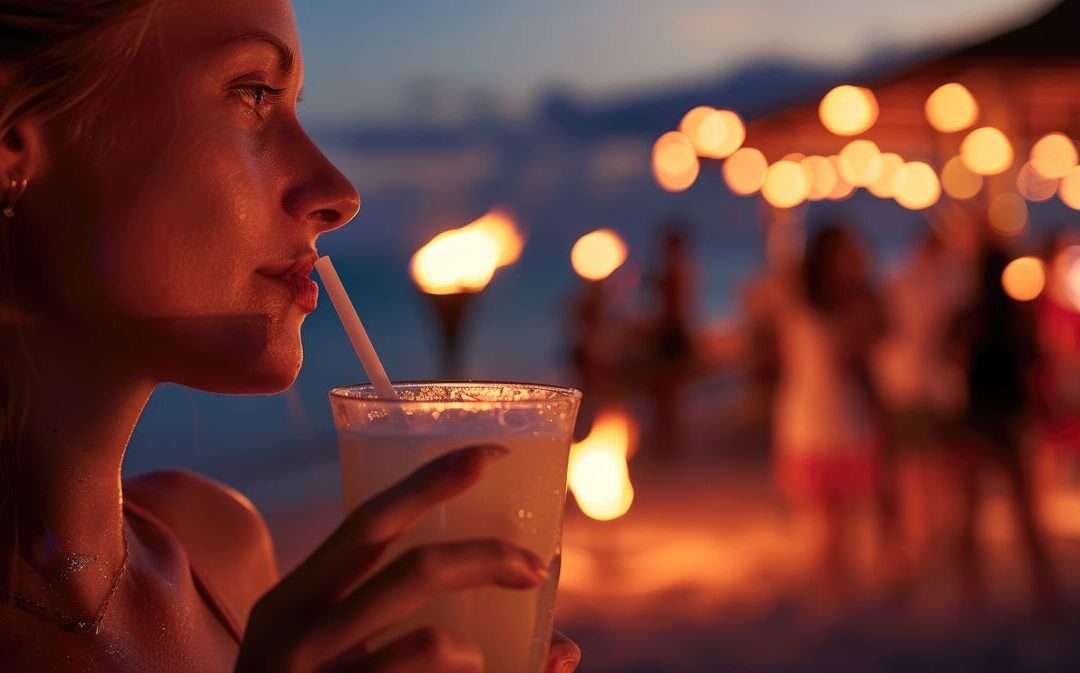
[0, 323, 153, 614]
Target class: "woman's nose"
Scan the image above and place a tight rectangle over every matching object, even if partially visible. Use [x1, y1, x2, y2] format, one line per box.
[283, 139, 361, 234]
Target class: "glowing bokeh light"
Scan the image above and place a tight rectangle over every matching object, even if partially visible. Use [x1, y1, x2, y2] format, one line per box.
[761, 160, 811, 209]
[941, 155, 983, 199]
[723, 147, 769, 196]
[867, 152, 905, 198]
[679, 106, 714, 143]
[892, 161, 941, 210]
[652, 131, 699, 192]
[838, 139, 884, 186]
[960, 127, 1014, 175]
[988, 193, 1028, 236]
[819, 85, 879, 136]
[571, 229, 629, 281]
[1054, 246, 1080, 310]
[1059, 166, 1080, 210]
[697, 109, 745, 159]
[1016, 161, 1058, 202]
[803, 155, 837, 201]
[1030, 133, 1078, 179]
[1001, 256, 1046, 302]
[568, 409, 635, 521]
[827, 156, 856, 200]
[924, 83, 979, 133]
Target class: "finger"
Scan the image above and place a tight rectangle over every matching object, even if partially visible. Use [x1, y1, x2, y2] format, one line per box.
[302, 539, 548, 665]
[319, 627, 483, 673]
[281, 445, 507, 606]
[545, 631, 581, 673]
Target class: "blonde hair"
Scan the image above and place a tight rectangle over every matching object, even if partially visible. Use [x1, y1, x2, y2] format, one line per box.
[0, 1, 161, 140]
[1, 1, 160, 448]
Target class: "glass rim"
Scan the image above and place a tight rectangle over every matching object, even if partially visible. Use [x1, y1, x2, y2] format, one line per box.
[328, 380, 583, 407]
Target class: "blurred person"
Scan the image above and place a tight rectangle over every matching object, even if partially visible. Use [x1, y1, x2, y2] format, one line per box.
[0, 2, 580, 671]
[872, 231, 969, 570]
[770, 224, 889, 599]
[644, 223, 700, 457]
[947, 243, 1060, 616]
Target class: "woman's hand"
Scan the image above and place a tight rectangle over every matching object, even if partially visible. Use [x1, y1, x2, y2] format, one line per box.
[235, 446, 579, 673]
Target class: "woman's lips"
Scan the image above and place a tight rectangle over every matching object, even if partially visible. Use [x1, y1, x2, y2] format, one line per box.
[262, 258, 318, 312]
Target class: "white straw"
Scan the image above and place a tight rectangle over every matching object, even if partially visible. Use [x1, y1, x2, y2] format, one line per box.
[315, 256, 398, 401]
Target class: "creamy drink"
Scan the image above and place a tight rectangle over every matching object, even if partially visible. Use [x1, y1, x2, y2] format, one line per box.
[329, 382, 581, 673]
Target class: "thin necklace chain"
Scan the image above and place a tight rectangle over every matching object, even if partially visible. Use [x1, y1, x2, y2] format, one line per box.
[0, 535, 128, 635]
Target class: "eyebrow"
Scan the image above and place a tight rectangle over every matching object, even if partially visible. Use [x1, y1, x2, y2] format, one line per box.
[221, 31, 296, 77]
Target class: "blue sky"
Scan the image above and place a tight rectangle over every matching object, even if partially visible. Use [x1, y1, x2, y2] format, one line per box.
[292, 0, 1047, 123]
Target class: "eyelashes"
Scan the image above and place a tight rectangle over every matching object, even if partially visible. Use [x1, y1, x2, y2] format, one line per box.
[231, 83, 289, 115]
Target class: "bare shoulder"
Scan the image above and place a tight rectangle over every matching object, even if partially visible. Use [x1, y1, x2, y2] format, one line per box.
[124, 469, 279, 628]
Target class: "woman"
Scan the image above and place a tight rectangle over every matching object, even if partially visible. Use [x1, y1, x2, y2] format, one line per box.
[0, 1, 580, 671]
[770, 224, 889, 598]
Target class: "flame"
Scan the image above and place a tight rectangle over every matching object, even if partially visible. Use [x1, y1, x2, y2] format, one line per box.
[410, 210, 524, 295]
[925, 83, 979, 133]
[819, 85, 878, 137]
[568, 409, 636, 521]
[571, 229, 628, 281]
[1002, 256, 1046, 302]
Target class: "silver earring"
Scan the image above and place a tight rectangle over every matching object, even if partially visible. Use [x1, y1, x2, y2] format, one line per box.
[2, 172, 29, 218]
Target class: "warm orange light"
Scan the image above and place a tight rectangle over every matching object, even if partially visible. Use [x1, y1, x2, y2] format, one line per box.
[1001, 256, 1046, 302]
[652, 131, 699, 192]
[819, 85, 879, 136]
[686, 109, 745, 159]
[468, 210, 525, 267]
[960, 127, 1013, 176]
[679, 106, 714, 144]
[925, 83, 979, 133]
[988, 193, 1028, 236]
[411, 219, 510, 295]
[761, 160, 811, 209]
[723, 147, 768, 196]
[568, 409, 636, 521]
[838, 139, 883, 186]
[1054, 246, 1080, 310]
[1030, 133, 1078, 179]
[571, 229, 629, 282]
[802, 155, 836, 201]
[941, 155, 983, 199]
[892, 161, 941, 210]
[1016, 161, 1059, 202]
[1061, 166, 1080, 210]
[867, 152, 905, 198]
[827, 155, 856, 200]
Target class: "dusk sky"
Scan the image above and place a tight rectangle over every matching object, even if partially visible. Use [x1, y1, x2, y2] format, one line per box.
[292, 0, 1049, 123]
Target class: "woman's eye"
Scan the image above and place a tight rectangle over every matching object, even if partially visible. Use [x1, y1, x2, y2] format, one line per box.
[233, 83, 287, 112]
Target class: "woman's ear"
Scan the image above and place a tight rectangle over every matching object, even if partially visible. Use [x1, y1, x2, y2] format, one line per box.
[0, 112, 47, 185]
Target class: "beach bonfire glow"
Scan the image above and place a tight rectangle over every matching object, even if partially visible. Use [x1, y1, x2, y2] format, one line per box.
[568, 409, 636, 521]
